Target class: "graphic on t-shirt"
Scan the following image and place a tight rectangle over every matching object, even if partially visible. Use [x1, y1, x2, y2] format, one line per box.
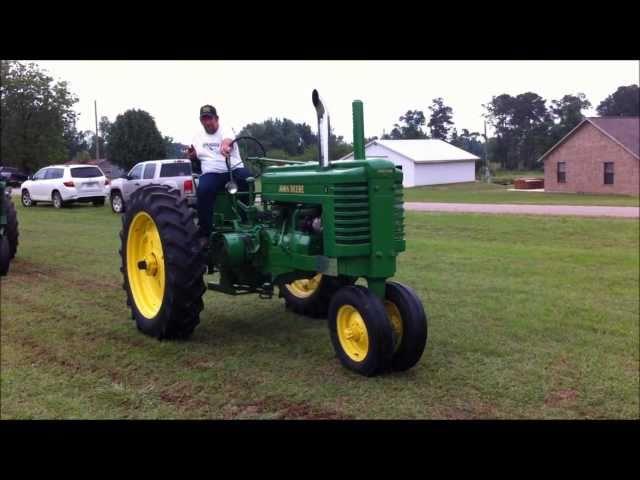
[203, 142, 220, 151]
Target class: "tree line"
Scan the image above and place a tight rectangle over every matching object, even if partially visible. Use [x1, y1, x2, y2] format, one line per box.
[2, 60, 638, 174]
[382, 87, 639, 170]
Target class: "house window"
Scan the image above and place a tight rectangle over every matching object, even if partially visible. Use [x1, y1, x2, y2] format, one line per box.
[557, 162, 566, 183]
[604, 162, 614, 185]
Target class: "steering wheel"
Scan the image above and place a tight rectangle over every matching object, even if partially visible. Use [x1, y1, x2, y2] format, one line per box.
[227, 136, 267, 179]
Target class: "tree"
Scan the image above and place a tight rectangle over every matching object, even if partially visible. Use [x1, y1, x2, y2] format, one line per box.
[427, 98, 454, 140]
[383, 110, 427, 139]
[108, 109, 167, 170]
[0, 60, 79, 173]
[163, 136, 188, 158]
[450, 128, 484, 158]
[484, 92, 553, 170]
[549, 93, 591, 142]
[596, 84, 640, 117]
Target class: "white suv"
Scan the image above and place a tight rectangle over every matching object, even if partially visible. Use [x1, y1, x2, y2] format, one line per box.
[107, 159, 196, 213]
[21, 164, 108, 208]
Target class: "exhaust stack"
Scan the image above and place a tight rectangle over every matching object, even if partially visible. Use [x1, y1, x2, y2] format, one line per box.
[312, 89, 330, 168]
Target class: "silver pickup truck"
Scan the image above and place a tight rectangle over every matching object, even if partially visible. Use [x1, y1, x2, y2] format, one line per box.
[107, 159, 196, 213]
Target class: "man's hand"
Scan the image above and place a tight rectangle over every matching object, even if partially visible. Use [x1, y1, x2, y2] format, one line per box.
[187, 145, 197, 160]
[220, 139, 233, 157]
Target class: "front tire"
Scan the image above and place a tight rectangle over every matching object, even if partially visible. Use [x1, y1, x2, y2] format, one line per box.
[282, 274, 354, 318]
[384, 281, 428, 372]
[21, 189, 35, 207]
[111, 191, 125, 213]
[328, 286, 394, 376]
[120, 185, 206, 340]
[3, 195, 19, 259]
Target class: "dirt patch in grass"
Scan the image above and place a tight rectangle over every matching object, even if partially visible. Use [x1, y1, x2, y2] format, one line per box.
[432, 400, 499, 419]
[223, 396, 351, 420]
[545, 389, 579, 407]
[13, 334, 125, 385]
[158, 381, 210, 411]
[8, 258, 121, 292]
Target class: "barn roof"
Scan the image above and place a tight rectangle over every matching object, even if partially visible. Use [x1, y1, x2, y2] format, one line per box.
[539, 117, 640, 162]
[340, 139, 480, 163]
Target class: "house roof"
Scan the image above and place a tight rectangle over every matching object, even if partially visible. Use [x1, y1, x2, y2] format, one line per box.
[539, 117, 640, 162]
[588, 117, 639, 157]
[340, 139, 480, 163]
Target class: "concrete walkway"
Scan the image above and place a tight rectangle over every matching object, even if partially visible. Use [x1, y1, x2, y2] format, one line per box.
[404, 202, 639, 218]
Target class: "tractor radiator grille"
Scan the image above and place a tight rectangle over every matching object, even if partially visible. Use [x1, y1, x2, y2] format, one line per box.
[333, 183, 370, 245]
[394, 180, 404, 243]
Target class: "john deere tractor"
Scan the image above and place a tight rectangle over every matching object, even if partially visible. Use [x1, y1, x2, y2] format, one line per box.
[119, 90, 427, 376]
[0, 179, 19, 276]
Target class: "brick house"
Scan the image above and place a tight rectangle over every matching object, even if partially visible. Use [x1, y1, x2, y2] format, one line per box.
[539, 117, 639, 195]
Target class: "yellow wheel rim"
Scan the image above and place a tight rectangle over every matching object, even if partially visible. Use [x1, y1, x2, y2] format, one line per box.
[336, 304, 369, 362]
[384, 300, 404, 351]
[285, 273, 322, 299]
[126, 211, 165, 319]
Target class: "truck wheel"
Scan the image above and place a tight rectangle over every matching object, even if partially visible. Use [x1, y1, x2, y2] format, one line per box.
[120, 184, 206, 340]
[282, 274, 354, 318]
[3, 196, 19, 259]
[384, 281, 428, 372]
[0, 236, 10, 275]
[328, 285, 394, 376]
[111, 191, 125, 213]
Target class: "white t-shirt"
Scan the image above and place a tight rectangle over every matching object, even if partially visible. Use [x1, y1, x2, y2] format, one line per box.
[191, 126, 243, 174]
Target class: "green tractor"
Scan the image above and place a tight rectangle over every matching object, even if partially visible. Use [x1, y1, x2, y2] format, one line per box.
[119, 90, 427, 376]
[0, 179, 19, 276]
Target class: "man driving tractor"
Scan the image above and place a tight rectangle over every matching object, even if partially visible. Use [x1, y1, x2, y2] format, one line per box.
[187, 104, 252, 241]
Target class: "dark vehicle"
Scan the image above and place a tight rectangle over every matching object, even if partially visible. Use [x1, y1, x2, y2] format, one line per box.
[0, 166, 29, 187]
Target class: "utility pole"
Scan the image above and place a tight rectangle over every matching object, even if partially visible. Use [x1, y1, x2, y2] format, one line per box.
[94, 100, 100, 161]
[483, 120, 491, 183]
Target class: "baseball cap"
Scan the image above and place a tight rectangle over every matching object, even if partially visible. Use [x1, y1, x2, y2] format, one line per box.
[199, 105, 218, 118]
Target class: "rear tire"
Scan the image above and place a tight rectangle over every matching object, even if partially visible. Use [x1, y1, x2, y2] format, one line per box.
[120, 184, 206, 340]
[328, 285, 394, 376]
[52, 190, 65, 209]
[0, 236, 10, 275]
[282, 274, 354, 318]
[3, 196, 19, 259]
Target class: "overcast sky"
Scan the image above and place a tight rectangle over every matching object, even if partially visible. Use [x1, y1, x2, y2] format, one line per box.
[33, 60, 639, 146]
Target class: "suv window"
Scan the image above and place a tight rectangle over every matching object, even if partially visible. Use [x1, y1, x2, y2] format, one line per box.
[129, 164, 143, 180]
[34, 169, 48, 181]
[160, 162, 192, 177]
[71, 166, 103, 178]
[46, 168, 64, 179]
[143, 163, 157, 179]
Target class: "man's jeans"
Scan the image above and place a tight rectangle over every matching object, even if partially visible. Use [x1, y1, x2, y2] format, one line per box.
[196, 167, 252, 238]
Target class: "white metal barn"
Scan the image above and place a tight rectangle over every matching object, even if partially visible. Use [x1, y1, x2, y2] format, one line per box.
[340, 139, 480, 187]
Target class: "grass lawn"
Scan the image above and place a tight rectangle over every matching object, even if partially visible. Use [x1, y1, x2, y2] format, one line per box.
[1, 202, 638, 419]
[404, 181, 640, 207]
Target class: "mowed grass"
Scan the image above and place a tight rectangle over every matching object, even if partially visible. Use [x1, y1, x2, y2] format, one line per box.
[1, 202, 638, 419]
[404, 181, 640, 206]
